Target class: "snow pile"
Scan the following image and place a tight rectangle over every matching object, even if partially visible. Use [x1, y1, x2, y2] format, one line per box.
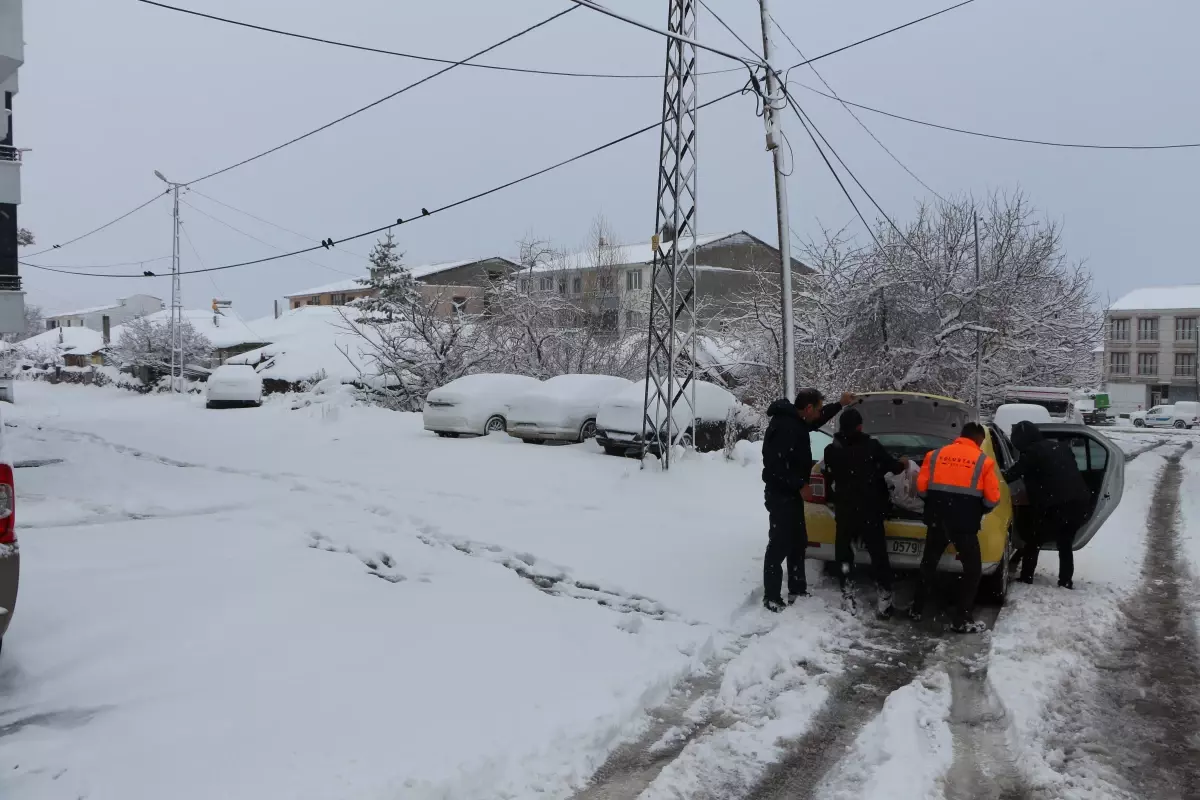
[228, 307, 373, 384]
[15, 326, 106, 360]
[815, 670, 954, 800]
[126, 309, 267, 351]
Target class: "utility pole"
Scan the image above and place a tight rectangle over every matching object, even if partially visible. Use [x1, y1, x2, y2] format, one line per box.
[973, 210, 982, 416]
[757, 0, 795, 402]
[640, 0, 699, 471]
[155, 170, 184, 393]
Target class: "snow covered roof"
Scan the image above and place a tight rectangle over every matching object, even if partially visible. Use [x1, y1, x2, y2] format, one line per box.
[529, 233, 738, 274]
[128, 309, 269, 350]
[227, 307, 369, 383]
[18, 326, 107, 355]
[1109, 285, 1200, 312]
[285, 258, 512, 298]
[46, 301, 123, 318]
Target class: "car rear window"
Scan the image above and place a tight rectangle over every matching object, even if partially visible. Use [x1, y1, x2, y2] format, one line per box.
[874, 433, 952, 462]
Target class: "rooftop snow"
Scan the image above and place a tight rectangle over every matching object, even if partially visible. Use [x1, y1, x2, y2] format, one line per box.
[46, 301, 123, 318]
[284, 259, 499, 298]
[529, 233, 738, 274]
[18, 326, 107, 355]
[1109, 285, 1200, 312]
[129, 309, 269, 350]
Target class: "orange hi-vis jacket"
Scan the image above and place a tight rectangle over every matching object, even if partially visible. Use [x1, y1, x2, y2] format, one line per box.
[916, 437, 1002, 532]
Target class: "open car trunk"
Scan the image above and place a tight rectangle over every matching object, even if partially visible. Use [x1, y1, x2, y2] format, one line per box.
[824, 393, 973, 520]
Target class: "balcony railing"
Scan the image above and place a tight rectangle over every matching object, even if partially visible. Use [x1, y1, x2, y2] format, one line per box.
[0, 275, 22, 291]
[0, 145, 22, 163]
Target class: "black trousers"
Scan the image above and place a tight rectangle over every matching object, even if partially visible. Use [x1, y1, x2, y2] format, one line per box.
[764, 494, 808, 602]
[912, 524, 981, 625]
[834, 511, 893, 590]
[1022, 500, 1089, 584]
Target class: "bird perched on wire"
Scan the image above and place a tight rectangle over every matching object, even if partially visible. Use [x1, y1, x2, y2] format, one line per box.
[421, 208, 430, 216]
[143, 270, 156, 277]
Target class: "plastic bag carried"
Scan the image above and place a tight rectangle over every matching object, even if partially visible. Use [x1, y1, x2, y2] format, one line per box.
[886, 460, 924, 513]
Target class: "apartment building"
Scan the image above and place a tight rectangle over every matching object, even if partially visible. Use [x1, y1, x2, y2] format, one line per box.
[1104, 286, 1200, 411]
[0, 0, 26, 335]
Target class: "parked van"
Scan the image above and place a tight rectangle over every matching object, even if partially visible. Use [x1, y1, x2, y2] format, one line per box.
[1131, 403, 1199, 429]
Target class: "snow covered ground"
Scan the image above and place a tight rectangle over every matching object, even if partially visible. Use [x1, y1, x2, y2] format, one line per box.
[1, 386, 1196, 799]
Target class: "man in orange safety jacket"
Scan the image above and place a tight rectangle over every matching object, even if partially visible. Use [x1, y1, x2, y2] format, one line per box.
[909, 422, 1001, 633]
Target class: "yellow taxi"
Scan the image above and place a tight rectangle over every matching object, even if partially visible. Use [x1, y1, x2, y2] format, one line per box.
[801, 392, 1124, 603]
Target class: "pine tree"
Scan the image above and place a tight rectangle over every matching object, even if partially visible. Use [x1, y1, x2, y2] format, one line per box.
[354, 231, 418, 323]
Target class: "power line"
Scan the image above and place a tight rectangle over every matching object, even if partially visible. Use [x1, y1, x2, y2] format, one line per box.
[186, 189, 370, 259]
[180, 198, 360, 277]
[790, 80, 1200, 150]
[696, 0, 761, 60]
[768, 13, 945, 203]
[20, 254, 173, 270]
[136, 0, 724, 80]
[18, 87, 747, 280]
[184, 7, 579, 185]
[20, 191, 167, 257]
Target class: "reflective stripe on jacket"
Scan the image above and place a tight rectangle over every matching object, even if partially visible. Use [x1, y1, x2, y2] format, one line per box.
[916, 437, 1002, 532]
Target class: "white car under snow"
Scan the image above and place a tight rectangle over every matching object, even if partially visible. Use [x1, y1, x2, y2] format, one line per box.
[205, 364, 264, 409]
[423, 374, 543, 437]
[506, 374, 634, 444]
[595, 379, 755, 456]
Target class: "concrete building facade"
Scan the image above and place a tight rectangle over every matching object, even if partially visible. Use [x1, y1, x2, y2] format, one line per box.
[1104, 286, 1200, 412]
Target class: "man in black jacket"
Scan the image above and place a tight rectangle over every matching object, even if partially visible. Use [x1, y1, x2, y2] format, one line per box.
[761, 388, 854, 612]
[1003, 420, 1092, 588]
[822, 408, 909, 618]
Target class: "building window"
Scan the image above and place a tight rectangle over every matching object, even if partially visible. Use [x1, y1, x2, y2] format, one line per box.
[1175, 317, 1197, 341]
[519, 279, 531, 294]
[572, 276, 582, 294]
[1109, 318, 1130, 341]
[1175, 353, 1196, 377]
[451, 296, 468, 315]
[293, 301, 302, 310]
[626, 269, 643, 291]
[1137, 317, 1159, 341]
[330, 293, 347, 306]
[597, 275, 615, 292]
[1137, 352, 1158, 376]
[558, 280, 567, 295]
[600, 309, 619, 330]
[1109, 352, 1129, 376]
[307, 298, 320, 306]
[625, 310, 645, 329]
[539, 276, 554, 292]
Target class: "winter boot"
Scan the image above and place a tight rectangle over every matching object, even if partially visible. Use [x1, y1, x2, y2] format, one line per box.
[1019, 575, 1034, 585]
[875, 587, 895, 620]
[787, 591, 808, 605]
[1058, 579, 1074, 590]
[763, 596, 786, 614]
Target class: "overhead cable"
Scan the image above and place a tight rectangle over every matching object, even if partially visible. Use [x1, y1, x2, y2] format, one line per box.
[20, 191, 167, 258]
[18, 88, 746, 279]
[183, 7, 579, 185]
[790, 81, 1200, 150]
[768, 14, 945, 203]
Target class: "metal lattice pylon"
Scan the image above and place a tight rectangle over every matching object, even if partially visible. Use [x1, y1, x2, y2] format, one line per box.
[640, 0, 699, 470]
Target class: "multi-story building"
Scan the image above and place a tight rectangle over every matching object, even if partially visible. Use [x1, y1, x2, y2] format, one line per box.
[525, 231, 811, 333]
[0, 0, 26, 336]
[45, 294, 165, 333]
[1104, 286, 1200, 412]
[284, 256, 520, 316]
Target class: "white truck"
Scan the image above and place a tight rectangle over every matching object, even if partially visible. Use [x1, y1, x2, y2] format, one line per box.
[1000, 386, 1111, 425]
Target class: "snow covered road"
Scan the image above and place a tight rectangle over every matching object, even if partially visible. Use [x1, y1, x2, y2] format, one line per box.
[1, 385, 1199, 799]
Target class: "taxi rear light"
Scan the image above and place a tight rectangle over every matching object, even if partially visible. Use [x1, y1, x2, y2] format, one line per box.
[802, 473, 826, 504]
[0, 463, 14, 545]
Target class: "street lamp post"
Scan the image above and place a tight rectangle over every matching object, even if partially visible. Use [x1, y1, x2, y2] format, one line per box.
[154, 170, 183, 393]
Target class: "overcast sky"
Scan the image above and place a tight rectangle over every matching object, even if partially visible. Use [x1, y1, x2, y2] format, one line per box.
[15, 0, 1200, 319]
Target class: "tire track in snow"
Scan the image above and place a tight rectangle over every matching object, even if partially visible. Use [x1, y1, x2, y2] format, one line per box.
[741, 614, 944, 800]
[1073, 444, 1200, 800]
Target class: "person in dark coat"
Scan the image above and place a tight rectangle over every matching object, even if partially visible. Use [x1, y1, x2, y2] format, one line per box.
[1003, 420, 1092, 588]
[761, 387, 854, 612]
[822, 408, 909, 618]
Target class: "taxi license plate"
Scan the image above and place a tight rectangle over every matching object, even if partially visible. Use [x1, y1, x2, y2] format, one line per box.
[888, 539, 924, 557]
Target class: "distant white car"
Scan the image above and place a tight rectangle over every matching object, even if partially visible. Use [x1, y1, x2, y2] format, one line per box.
[206, 364, 263, 409]
[507, 374, 633, 444]
[595, 379, 756, 456]
[423, 374, 542, 438]
[1131, 404, 1198, 429]
[992, 403, 1053, 437]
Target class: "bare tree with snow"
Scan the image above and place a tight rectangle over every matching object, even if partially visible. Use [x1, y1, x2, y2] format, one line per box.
[110, 316, 213, 383]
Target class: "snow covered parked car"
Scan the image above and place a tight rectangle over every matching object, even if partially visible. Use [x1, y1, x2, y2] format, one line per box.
[1130, 403, 1198, 429]
[507, 374, 633, 444]
[423, 374, 542, 438]
[595, 379, 757, 457]
[0, 406, 16, 656]
[206, 364, 264, 409]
